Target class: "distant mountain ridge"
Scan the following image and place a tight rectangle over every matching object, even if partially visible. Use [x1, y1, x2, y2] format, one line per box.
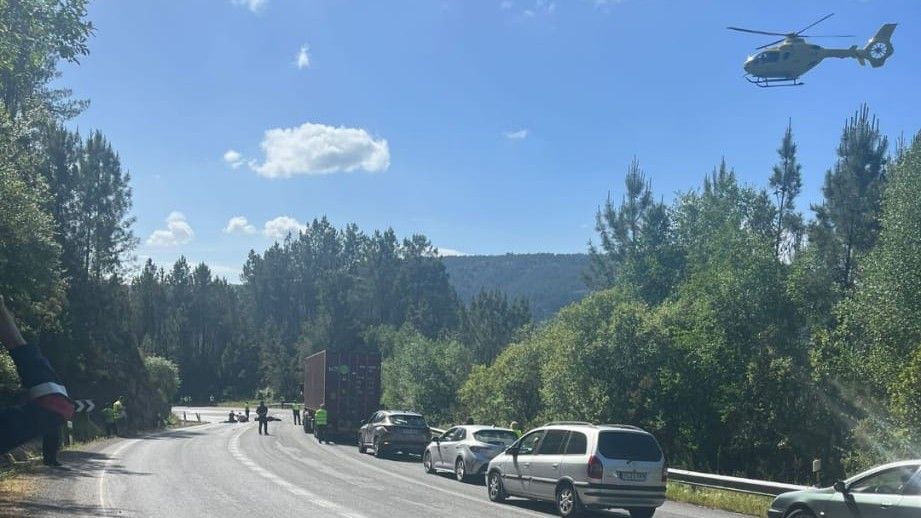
[442, 253, 591, 321]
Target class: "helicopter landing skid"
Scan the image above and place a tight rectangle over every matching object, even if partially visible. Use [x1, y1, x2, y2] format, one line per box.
[745, 75, 804, 88]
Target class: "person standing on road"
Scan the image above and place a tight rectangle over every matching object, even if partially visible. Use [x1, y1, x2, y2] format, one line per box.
[244, 402, 250, 421]
[0, 295, 75, 454]
[292, 405, 301, 426]
[256, 400, 269, 435]
[314, 404, 328, 443]
[42, 424, 62, 467]
[509, 421, 523, 438]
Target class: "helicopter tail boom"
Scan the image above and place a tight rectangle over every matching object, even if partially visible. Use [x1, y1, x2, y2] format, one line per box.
[861, 23, 896, 68]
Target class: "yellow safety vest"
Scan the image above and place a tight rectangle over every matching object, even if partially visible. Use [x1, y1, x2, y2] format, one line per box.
[315, 408, 328, 426]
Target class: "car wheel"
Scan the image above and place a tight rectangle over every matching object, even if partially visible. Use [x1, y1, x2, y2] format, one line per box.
[487, 471, 507, 502]
[423, 451, 435, 473]
[358, 434, 367, 454]
[455, 458, 468, 482]
[628, 508, 655, 518]
[785, 508, 816, 518]
[373, 437, 386, 459]
[555, 482, 585, 517]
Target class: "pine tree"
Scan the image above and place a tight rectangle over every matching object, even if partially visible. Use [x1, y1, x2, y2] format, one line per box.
[810, 104, 888, 289]
[769, 121, 804, 261]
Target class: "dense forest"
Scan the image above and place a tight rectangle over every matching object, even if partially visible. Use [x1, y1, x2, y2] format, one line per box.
[2, 0, 920, 486]
[462, 117, 921, 483]
[443, 253, 589, 321]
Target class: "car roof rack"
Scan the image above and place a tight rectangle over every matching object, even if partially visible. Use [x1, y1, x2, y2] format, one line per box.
[597, 423, 644, 431]
[543, 421, 594, 427]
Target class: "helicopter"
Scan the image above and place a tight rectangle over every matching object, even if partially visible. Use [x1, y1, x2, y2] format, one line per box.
[728, 13, 896, 87]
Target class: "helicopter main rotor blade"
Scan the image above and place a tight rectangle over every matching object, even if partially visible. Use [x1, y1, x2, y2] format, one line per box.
[798, 34, 855, 38]
[756, 38, 787, 50]
[727, 26, 789, 37]
[795, 13, 834, 36]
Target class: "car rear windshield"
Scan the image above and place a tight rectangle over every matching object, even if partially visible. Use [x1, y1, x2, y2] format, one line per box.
[597, 431, 662, 462]
[474, 429, 518, 446]
[389, 414, 427, 427]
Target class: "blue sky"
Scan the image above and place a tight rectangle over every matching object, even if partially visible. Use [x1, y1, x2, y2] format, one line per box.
[59, 0, 921, 280]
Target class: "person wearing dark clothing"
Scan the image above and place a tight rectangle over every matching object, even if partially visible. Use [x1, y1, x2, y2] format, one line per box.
[227, 411, 237, 423]
[0, 296, 75, 454]
[256, 401, 269, 435]
[42, 425, 62, 467]
[244, 403, 250, 421]
[292, 406, 301, 426]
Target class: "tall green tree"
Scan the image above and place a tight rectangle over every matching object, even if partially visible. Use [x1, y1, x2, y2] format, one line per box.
[588, 158, 681, 304]
[810, 105, 888, 290]
[769, 121, 804, 261]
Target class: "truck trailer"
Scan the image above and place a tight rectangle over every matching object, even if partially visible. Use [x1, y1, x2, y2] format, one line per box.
[302, 350, 381, 440]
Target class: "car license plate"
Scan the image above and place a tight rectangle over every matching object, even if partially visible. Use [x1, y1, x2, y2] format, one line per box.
[617, 471, 647, 482]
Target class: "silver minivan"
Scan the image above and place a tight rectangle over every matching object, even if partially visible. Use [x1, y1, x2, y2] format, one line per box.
[485, 422, 667, 517]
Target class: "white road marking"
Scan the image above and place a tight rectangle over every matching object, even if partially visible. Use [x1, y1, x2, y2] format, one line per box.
[315, 440, 547, 517]
[228, 427, 368, 518]
[98, 438, 140, 515]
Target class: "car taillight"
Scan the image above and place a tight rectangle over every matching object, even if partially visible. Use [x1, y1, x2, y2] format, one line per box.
[470, 446, 491, 455]
[587, 455, 604, 480]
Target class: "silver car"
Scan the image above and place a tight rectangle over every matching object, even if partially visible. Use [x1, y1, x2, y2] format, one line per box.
[423, 425, 519, 482]
[768, 460, 921, 518]
[485, 422, 667, 517]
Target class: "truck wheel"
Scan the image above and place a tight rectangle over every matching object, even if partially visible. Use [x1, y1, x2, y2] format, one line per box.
[358, 434, 367, 454]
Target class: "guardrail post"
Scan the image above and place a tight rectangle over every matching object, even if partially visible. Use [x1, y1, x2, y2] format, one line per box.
[196, 413, 201, 422]
[812, 459, 822, 487]
[183, 411, 187, 421]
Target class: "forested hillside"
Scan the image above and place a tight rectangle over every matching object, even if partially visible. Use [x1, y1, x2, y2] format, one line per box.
[443, 253, 589, 320]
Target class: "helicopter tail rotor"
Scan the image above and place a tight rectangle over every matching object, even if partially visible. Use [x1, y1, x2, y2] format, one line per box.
[862, 23, 897, 68]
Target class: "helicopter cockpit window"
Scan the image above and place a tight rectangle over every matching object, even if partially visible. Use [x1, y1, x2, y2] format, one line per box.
[758, 51, 780, 63]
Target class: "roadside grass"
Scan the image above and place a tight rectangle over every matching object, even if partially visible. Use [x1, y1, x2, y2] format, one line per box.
[667, 481, 773, 516]
[0, 463, 37, 507]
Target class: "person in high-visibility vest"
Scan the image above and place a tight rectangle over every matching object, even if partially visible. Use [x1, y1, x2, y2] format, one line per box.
[314, 404, 328, 443]
[509, 421, 523, 438]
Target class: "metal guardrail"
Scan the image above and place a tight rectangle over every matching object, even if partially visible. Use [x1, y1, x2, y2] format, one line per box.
[665, 468, 807, 497]
[428, 425, 805, 497]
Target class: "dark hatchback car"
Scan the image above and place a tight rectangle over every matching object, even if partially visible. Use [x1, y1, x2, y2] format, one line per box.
[358, 410, 431, 458]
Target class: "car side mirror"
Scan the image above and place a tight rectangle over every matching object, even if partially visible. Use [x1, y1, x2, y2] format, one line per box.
[834, 481, 847, 494]
[433, 436, 441, 443]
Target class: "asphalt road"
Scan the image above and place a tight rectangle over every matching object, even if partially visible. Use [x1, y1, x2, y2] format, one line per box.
[11, 407, 751, 518]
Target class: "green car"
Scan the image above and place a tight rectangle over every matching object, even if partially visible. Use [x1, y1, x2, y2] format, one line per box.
[768, 460, 921, 518]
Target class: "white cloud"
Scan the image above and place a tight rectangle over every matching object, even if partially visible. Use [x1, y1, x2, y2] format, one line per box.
[295, 45, 311, 69]
[437, 247, 465, 257]
[224, 216, 256, 235]
[264, 216, 306, 240]
[504, 128, 529, 140]
[249, 122, 390, 178]
[223, 149, 244, 169]
[231, 0, 267, 13]
[147, 212, 195, 247]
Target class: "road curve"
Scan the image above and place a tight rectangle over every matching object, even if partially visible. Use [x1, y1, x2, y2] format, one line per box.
[12, 407, 751, 518]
